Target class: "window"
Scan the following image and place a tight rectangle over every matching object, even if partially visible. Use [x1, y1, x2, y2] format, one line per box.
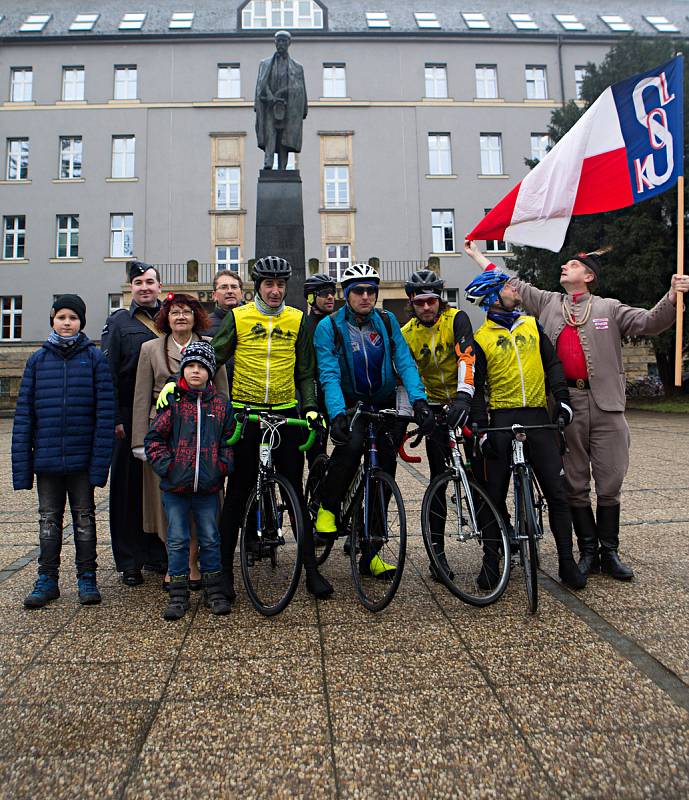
[525, 66, 547, 99]
[62, 67, 85, 101]
[215, 167, 241, 210]
[218, 65, 241, 98]
[6, 139, 29, 180]
[554, 14, 585, 31]
[415, 12, 440, 29]
[444, 288, 458, 308]
[0, 297, 22, 340]
[324, 166, 349, 208]
[600, 15, 633, 32]
[108, 294, 123, 315]
[365, 12, 391, 29]
[530, 133, 550, 163]
[3, 216, 26, 260]
[114, 66, 137, 100]
[323, 64, 346, 98]
[644, 16, 679, 33]
[475, 65, 498, 98]
[119, 13, 146, 30]
[509, 13, 538, 30]
[326, 244, 351, 280]
[20, 14, 50, 33]
[70, 13, 99, 31]
[10, 68, 33, 102]
[480, 134, 503, 175]
[59, 137, 82, 179]
[428, 134, 452, 175]
[56, 215, 79, 258]
[241, 1, 324, 29]
[169, 12, 194, 29]
[484, 210, 508, 253]
[110, 214, 134, 257]
[111, 136, 136, 178]
[431, 210, 455, 253]
[574, 66, 587, 100]
[216, 245, 241, 271]
[425, 64, 447, 98]
[463, 12, 490, 29]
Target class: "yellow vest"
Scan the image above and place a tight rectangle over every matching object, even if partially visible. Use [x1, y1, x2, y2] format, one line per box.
[232, 303, 303, 406]
[474, 316, 546, 410]
[402, 308, 459, 402]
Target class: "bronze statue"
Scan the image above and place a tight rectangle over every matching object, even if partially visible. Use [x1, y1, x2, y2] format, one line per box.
[254, 30, 308, 170]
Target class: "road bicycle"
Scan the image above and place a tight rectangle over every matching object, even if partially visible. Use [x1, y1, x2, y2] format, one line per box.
[305, 403, 411, 612]
[227, 409, 315, 616]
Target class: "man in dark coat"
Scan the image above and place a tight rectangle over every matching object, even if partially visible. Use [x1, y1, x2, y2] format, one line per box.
[254, 30, 308, 170]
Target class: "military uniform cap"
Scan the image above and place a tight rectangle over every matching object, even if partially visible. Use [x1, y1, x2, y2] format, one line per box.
[127, 260, 154, 281]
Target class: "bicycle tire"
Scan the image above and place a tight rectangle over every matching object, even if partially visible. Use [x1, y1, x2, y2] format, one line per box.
[240, 473, 303, 616]
[304, 453, 334, 567]
[350, 470, 406, 612]
[421, 471, 510, 607]
[515, 466, 539, 613]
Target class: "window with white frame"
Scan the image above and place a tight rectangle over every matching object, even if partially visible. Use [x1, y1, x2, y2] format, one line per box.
[484, 210, 508, 253]
[574, 66, 587, 100]
[59, 137, 82, 179]
[475, 64, 498, 98]
[70, 13, 99, 31]
[600, 15, 633, 32]
[62, 67, 85, 101]
[428, 134, 452, 175]
[20, 14, 50, 33]
[365, 12, 390, 29]
[216, 245, 241, 271]
[525, 66, 547, 99]
[326, 244, 351, 280]
[480, 134, 503, 175]
[241, 1, 324, 29]
[431, 210, 455, 253]
[415, 12, 440, 29]
[644, 16, 679, 33]
[323, 64, 346, 98]
[114, 66, 137, 100]
[462, 12, 490, 29]
[218, 65, 241, 98]
[444, 288, 458, 308]
[56, 215, 79, 258]
[215, 167, 241, 209]
[110, 214, 134, 258]
[119, 13, 146, 30]
[10, 68, 33, 102]
[530, 133, 550, 162]
[108, 294, 123, 315]
[169, 11, 194, 29]
[6, 139, 29, 180]
[3, 216, 26, 260]
[554, 14, 585, 31]
[111, 136, 136, 178]
[324, 166, 349, 208]
[0, 296, 22, 340]
[508, 13, 538, 30]
[425, 64, 447, 98]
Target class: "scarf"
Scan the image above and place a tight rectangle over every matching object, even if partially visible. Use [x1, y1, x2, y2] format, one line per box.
[487, 309, 523, 329]
[47, 331, 82, 349]
[254, 294, 285, 317]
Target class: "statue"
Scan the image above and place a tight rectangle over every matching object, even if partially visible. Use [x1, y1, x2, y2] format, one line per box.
[254, 30, 308, 170]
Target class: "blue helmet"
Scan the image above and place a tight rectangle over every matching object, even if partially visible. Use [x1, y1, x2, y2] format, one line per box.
[464, 270, 511, 309]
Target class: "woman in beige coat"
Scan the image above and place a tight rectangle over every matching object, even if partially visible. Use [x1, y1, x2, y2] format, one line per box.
[131, 293, 229, 587]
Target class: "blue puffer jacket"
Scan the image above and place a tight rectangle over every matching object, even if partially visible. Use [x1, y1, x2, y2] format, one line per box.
[12, 334, 116, 490]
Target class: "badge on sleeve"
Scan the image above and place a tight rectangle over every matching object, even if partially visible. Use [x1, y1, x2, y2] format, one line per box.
[593, 318, 609, 330]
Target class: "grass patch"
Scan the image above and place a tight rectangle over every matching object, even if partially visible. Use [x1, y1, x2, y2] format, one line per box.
[626, 395, 689, 413]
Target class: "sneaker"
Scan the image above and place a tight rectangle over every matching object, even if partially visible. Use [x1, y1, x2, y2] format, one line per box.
[78, 572, 102, 605]
[360, 553, 396, 580]
[24, 575, 60, 609]
[315, 506, 337, 536]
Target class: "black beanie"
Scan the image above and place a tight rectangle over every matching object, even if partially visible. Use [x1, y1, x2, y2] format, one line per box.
[50, 294, 86, 330]
[180, 340, 217, 379]
[574, 251, 602, 277]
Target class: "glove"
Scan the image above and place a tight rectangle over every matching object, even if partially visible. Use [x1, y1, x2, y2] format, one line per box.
[413, 399, 435, 437]
[156, 381, 179, 411]
[132, 446, 147, 462]
[479, 433, 497, 460]
[330, 414, 351, 446]
[552, 401, 573, 426]
[305, 410, 326, 431]
[446, 392, 472, 431]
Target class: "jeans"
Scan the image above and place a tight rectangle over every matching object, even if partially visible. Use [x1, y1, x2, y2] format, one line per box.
[162, 492, 222, 578]
[36, 472, 96, 578]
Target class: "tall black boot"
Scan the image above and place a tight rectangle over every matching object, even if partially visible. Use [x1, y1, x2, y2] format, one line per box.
[570, 505, 600, 576]
[302, 513, 334, 598]
[597, 504, 634, 581]
[203, 571, 231, 615]
[550, 510, 587, 590]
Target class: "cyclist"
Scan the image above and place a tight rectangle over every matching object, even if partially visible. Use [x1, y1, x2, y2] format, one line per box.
[313, 263, 434, 578]
[463, 268, 586, 591]
[401, 270, 475, 581]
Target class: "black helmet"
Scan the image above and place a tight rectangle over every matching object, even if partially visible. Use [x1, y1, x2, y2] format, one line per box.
[304, 273, 337, 300]
[251, 256, 292, 288]
[405, 269, 444, 298]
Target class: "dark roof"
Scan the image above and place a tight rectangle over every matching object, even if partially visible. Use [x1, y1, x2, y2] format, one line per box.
[0, 0, 687, 39]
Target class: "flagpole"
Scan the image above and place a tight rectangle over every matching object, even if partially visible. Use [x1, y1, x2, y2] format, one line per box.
[675, 174, 685, 387]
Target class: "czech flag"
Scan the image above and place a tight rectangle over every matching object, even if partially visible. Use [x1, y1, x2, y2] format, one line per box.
[468, 56, 684, 252]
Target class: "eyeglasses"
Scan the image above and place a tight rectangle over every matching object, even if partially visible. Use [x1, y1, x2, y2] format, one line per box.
[169, 309, 193, 318]
[315, 288, 336, 298]
[349, 286, 378, 297]
[216, 284, 240, 292]
[412, 297, 439, 308]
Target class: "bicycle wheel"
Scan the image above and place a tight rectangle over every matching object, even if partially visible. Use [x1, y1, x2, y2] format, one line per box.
[350, 471, 406, 612]
[421, 471, 510, 606]
[515, 467, 539, 613]
[240, 473, 303, 616]
[304, 453, 334, 567]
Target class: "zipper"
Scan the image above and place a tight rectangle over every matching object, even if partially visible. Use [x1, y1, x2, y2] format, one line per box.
[430, 327, 450, 400]
[62, 359, 68, 471]
[359, 327, 373, 392]
[193, 394, 201, 492]
[264, 317, 273, 404]
[509, 327, 527, 406]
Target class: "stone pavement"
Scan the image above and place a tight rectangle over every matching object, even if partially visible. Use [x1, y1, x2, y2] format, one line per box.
[0, 411, 688, 799]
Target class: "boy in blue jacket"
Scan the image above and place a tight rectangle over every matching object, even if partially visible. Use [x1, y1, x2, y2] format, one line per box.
[12, 295, 115, 608]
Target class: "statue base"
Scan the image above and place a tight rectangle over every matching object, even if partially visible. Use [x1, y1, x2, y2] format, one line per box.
[255, 169, 306, 310]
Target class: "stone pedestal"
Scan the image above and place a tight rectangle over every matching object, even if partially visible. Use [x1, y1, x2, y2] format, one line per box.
[255, 169, 306, 310]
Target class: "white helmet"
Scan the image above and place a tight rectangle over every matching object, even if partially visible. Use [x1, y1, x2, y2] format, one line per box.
[341, 263, 380, 290]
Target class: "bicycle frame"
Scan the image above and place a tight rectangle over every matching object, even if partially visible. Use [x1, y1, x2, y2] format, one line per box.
[444, 427, 480, 543]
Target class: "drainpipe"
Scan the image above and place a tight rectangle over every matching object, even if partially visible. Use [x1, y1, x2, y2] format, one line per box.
[557, 35, 566, 107]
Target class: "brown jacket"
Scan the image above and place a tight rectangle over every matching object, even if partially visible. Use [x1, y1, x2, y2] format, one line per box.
[511, 279, 676, 412]
[132, 334, 229, 449]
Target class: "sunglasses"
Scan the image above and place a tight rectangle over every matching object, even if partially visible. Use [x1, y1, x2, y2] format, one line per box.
[315, 288, 336, 298]
[349, 286, 378, 297]
[412, 297, 439, 308]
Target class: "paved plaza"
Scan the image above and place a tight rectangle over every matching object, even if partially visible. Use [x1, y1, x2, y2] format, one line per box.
[0, 411, 688, 798]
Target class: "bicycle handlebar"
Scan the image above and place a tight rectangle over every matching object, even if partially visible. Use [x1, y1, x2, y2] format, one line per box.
[226, 411, 317, 452]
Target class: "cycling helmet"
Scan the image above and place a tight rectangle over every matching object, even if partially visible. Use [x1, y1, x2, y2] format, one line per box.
[251, 256, 292, 288]
[303, 273, 337, 301]
[464, 270, 511, 309]
[405, 269, 444, 298]
[340, 263, 380, 290]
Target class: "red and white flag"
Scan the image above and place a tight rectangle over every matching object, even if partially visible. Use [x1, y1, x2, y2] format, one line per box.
[468, 56, 684, 252]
